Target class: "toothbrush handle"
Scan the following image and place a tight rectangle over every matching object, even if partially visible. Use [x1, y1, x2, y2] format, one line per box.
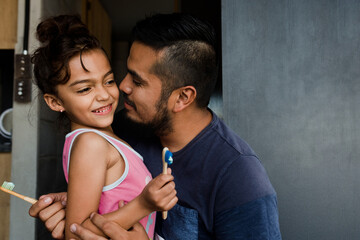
[0, 186, 38, 204]
[162, 162, 169, 219]
[162, 148, 169, 220]
[23, 196, 38, 204]
[162, 162, 168, 174]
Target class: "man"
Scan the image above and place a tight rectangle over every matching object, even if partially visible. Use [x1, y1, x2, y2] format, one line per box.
[30, 13, 281, 239]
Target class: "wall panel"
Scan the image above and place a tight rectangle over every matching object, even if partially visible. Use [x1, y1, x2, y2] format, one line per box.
[222, 0, 360, 239]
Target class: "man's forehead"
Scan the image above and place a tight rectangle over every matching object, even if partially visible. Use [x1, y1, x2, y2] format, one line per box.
[129, 41, 165, 59]
[127, 43, 162, 74]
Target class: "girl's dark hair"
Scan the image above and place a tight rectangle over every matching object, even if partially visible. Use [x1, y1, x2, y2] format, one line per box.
[32, 15, 102, 95]
[131, 13, 218, 108]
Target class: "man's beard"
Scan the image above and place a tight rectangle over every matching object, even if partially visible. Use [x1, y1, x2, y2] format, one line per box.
[122, 94, 173, 136]
[147, 100, 173, 136]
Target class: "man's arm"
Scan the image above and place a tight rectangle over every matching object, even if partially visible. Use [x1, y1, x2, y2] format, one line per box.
[28, 169, 177, 239]
[28, 193, 149, 240]
[70, 213, 148, 240]
[214, 155, 282, 239]
[214, 194, 282, 239]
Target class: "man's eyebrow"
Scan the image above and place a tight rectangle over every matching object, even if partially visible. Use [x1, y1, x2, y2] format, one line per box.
[127, 68, 145, 82]
[69, 70, 113, 87]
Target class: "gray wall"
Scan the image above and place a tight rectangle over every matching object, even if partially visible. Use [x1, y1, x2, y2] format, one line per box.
[222, 0, 360, 239]
[10, 0, 42, 239]
[11, 1, 81, 239]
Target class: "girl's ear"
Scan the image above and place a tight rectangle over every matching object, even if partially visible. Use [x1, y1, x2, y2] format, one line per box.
[43, 94, 65, 112]
[172, 86, 197, 113]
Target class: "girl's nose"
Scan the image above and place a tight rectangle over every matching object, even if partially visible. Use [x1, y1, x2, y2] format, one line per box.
[96, 86, 110, 101]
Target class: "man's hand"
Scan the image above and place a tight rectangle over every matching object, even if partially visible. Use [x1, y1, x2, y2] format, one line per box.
[70, 213, 148, 240]
[28, 192, 67, 239]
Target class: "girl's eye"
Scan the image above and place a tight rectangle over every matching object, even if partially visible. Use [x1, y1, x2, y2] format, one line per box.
[77, 87, 91, 93]
[105, 79, 116, 85]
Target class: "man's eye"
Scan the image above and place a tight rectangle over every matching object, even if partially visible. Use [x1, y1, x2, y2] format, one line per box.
[133, 80, 142, 86]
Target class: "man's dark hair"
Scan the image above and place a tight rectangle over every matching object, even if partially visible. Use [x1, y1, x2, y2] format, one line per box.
[132, 13, 218, 108]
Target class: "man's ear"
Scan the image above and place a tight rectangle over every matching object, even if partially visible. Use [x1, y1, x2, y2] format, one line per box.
[43, 94, 65, 112]
[172, 86, 197, 113]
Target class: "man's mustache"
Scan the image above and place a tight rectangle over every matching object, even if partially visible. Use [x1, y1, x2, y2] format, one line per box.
[122, 92, 136, 109]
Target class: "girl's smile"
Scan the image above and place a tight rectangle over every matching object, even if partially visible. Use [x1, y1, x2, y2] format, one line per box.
[92, 104, 113, 115]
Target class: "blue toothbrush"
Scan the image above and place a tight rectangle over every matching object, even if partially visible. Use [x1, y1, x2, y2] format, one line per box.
[162, 147, 173, 219]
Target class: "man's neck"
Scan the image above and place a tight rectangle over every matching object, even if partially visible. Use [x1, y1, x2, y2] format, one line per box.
[159, 108, 213, 152]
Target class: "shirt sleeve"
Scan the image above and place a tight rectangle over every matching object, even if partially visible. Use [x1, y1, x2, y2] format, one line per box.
[213, 155, 282, 239]
[214, 194, 282, 240]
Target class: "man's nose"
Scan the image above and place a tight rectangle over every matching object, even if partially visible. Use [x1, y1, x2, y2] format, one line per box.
[119, 73, 132, 94]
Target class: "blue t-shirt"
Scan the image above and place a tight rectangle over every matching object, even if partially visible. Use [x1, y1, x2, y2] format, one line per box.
[113, 109, 281, 239]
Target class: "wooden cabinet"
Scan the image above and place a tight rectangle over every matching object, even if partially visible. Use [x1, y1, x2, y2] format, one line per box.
[82, 0, 112, 57]
[0, 153, 12, 240]
[0, 0, 18, 49]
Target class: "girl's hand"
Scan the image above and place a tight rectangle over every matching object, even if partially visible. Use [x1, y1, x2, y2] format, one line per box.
[28, 192, 68, 239]
[139, 168, 178, 212]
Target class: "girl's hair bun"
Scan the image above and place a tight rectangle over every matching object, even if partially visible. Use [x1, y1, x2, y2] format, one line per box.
[36, 15, 89, 44]
[32, 14, 102, 96]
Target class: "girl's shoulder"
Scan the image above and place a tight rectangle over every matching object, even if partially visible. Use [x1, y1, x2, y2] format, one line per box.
[68, 129, 121, 171]
[70, 130, 113, 156]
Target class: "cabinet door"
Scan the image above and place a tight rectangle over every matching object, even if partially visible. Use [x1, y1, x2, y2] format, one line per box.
[82, 0, 112, 57]
[0, 0, 18, 49]
[0, 153, 12, 240]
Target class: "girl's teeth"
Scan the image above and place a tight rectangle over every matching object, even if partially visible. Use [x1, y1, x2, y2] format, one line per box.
[95, 106, 110, 113]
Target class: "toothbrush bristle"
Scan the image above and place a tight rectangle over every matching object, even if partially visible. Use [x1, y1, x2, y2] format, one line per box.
[2, 181, 15, 191]
[165, 150, 173, 165]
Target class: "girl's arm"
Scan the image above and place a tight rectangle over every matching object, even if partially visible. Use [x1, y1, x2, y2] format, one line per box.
[98, 170, 178, 229]
[65, 133, 178, 239]
[76, 173, 177, 239]
[65, 133, 109, 240]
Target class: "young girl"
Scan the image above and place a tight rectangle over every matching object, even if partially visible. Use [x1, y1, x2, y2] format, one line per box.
[31, 15, 177, 240]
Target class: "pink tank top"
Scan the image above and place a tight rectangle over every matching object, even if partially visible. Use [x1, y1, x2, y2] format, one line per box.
[62, 128, 156, 239]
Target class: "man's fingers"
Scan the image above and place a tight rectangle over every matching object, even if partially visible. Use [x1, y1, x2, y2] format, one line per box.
[90, 213, 126, 238]
[70, 223, 107, 240]
[39, 192, 67, 202]
[29, 192, 67, 218]
[51, 220, 65, 240]
[43, 207, 66, 232]
[128, 222, 149, 239]
[28, 192, 67, 239]
[71, 213, 127, 240]
[70, 216, 149, 240]
[29, 196, 53, 217]
[39, 201, 66, 223]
